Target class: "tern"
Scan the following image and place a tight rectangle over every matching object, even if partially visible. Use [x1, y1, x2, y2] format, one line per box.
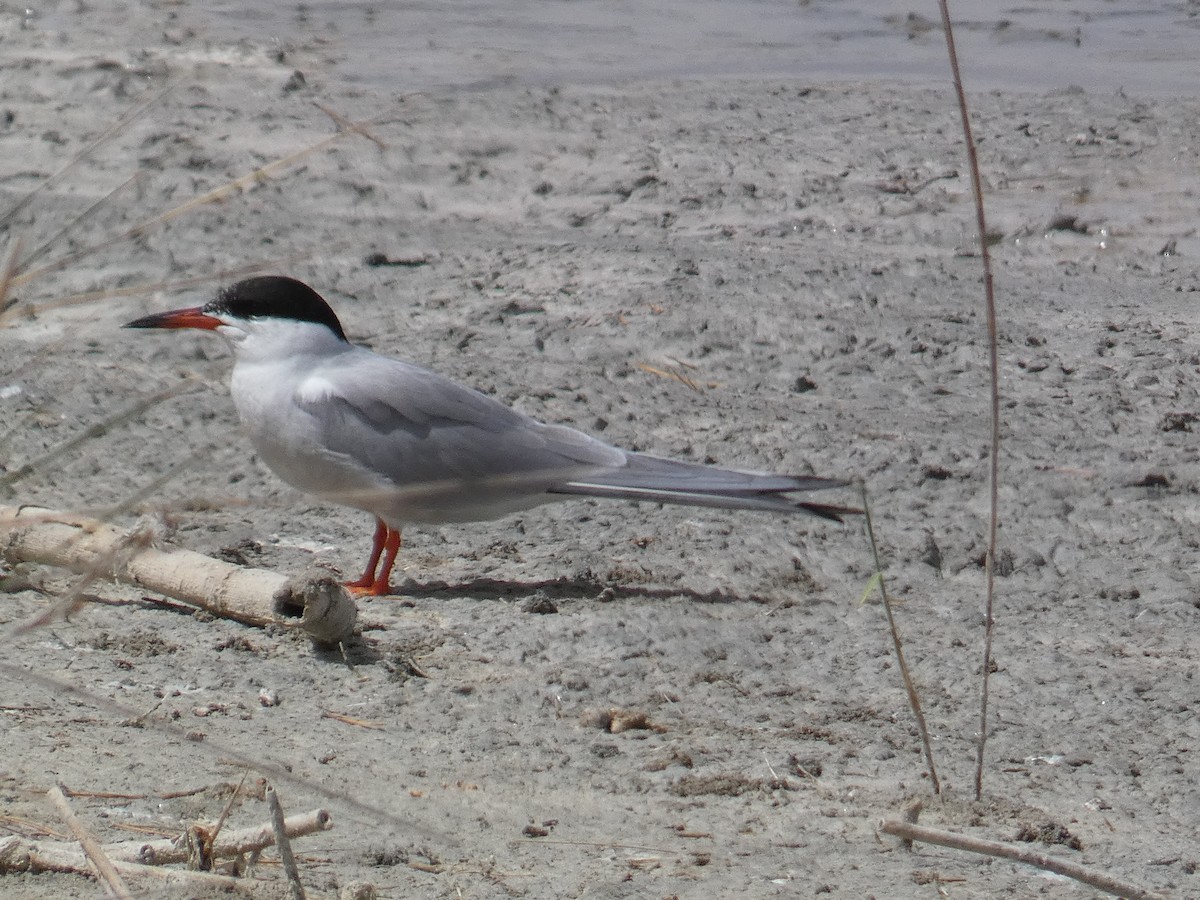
[125, 276, 855, 595]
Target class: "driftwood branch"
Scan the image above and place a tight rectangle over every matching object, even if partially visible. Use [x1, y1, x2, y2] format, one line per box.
[0, 505, 356, 644]
[880, 819, 1165, 900]
[0, 808, 331, 881]
[0, 838, 255, 891]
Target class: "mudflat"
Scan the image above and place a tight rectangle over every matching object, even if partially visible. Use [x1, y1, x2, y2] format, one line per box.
[2, 7, 1198, 898]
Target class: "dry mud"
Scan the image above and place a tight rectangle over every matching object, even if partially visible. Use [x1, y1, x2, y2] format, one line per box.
[2, 9, 1200, 899]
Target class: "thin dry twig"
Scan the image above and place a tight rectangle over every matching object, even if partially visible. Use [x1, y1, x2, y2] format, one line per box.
[15, 247, 341, 321]
[314, 101, 388, 150]
[46, 784, 133, 899]
[635, 362, 702, 392]
[205, 770, 252, 866]
[59, 786, 207, 802]
[126, 807, 332, 867]
[0, 237, 23, 315]
[937, 0, 1001, 803]
[267, 787, 306, 900]
[8, 125, 368, 292]
[15, 171, 147, 274]
[859, 484, 941, 794]
[321, 709, 386, 730]
[0, 381, 200, 491]
[0, 84, 171, 234]
[880, 819, 1165, 900]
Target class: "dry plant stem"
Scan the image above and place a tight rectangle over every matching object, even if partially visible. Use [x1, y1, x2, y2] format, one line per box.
[937, 0, 1001, 803]
[9, 121, 374, 292]
[208, 770, 252, 855]
[0, 505, 355, 642]
[16, 171, 147, 273]
[860, 485, 941, 794]
[0, 84, 170, 233]
[0, 381, 198, 491]
[46, 784, 133, 900]
[314, 101, 388, 149]
[8, 516, 156, 635]
[2, 663, 430, 843]
[267, 788, 307, 900]
[0, 237, 22, 313]
[880, 820, 1165, 900]
[21, 248, 339, 319]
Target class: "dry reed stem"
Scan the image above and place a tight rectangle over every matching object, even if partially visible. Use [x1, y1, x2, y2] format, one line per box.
[0, 381, 199, 491]
[18, 248, 340, 320]
[1, 662, 435, 842]
[635, 362, 702, 392]
[314, 101, 388, 149]
[880, 819, 1164, 900]
[0, 237, 22, 314]
[6, 516, 156, 635]
[8, 125, 368, 293]
[2, 808, 331, 869]
[121, 808, 331, 866]
[937, 0, 1001, 803]
[46, 784, 133, 899]
[0, 84, 171, 234]
[859, 484, 941, 793]
[15, 171, 147, 274]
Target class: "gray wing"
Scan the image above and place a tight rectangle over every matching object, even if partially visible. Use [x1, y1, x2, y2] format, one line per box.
[300, 352, 626, 492]
[298, 349, 853, 522]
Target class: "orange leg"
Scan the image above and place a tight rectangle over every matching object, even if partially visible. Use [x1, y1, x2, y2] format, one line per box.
[345, 518, 403, 597]
[369, 525, 403, 597]
[345, 520, 405, 600]
[345, 518, 387, 590]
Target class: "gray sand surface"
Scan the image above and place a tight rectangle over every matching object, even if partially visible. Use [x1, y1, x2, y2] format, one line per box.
[2, 6, 1199, 899]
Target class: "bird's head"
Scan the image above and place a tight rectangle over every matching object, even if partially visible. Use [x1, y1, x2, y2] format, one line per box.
[123, 276, 349, 355]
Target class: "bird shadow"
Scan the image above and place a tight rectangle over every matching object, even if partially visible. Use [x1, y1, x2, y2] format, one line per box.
[388, 573, 763, 606]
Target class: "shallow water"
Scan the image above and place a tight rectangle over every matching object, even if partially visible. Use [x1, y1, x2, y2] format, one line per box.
[173, 0, 1196, 96]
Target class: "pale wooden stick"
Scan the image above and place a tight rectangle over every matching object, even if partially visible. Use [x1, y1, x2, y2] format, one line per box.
[0, 505, 356, 643]
[880, 819, 1165, 900]
[45, 785, 133, 899]
[267, 788, 307, 900]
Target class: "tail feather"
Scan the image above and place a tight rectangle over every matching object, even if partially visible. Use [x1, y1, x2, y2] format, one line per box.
[547, 452, 858, 522]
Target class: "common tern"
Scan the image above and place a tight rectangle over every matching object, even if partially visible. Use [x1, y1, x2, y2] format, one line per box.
[125, 276, 854, 595]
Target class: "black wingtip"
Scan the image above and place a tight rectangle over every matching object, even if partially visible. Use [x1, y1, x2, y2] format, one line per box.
[797, 502, 864, 523]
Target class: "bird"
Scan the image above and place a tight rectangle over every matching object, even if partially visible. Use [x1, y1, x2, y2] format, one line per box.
[124, 276, 855, 596]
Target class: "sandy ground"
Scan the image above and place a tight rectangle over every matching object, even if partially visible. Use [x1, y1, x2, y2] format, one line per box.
[3, 5, 1200, 900]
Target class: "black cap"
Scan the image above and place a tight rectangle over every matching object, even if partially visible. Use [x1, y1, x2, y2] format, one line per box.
[206, 276, 348, 342]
